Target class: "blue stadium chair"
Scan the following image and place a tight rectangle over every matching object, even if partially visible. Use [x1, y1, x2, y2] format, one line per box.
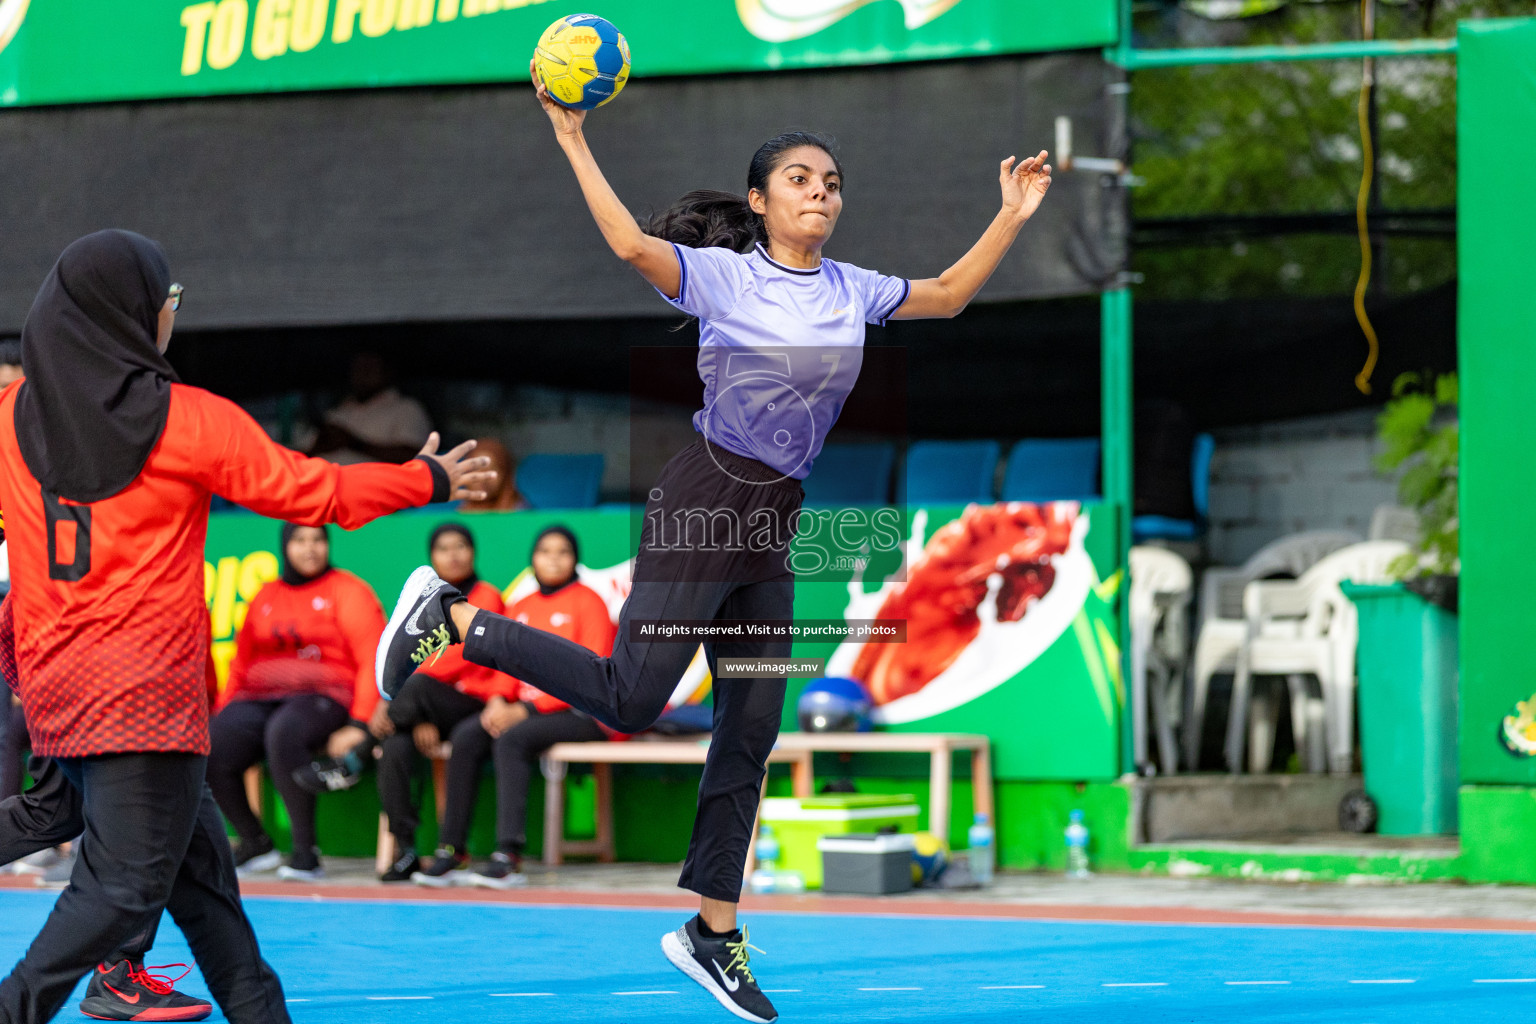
[1001, 438, 1102, 503]
[1132, 433, 1216, 542]
[902, 440, 1001, 505]
[516, 453, 604, 509]
[802, 442, 896, 506]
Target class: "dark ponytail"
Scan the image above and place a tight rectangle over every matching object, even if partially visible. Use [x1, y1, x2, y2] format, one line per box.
[643, 131, 843, 253]
[643, 189, 760, 251]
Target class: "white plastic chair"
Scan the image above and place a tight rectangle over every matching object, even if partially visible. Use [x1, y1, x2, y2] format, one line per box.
[1185, 530, 1360, 769]
[1129, 546, 1193, 776]
[1223, 540, 1409, 775]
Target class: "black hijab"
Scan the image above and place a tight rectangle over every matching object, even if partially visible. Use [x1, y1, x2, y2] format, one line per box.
[532, 524, 580, 596]
[428, 522, 480, 593]
[16, 230, 180, 503]
[280, 523, 333, 586]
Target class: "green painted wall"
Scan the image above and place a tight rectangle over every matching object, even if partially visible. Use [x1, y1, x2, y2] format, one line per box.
[1128, 845, 1461, 884]
[1457, 18, 1536, 788]
[1459, 786, 1536, 884]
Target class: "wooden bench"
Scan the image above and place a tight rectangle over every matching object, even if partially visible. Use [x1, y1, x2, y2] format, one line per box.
[771, 732, 994, 836]
[539, 738, 814, 867]
[539, 731, 993, 868]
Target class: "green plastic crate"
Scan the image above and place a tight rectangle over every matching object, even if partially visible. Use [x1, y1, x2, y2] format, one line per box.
[760, 794, 920, 889]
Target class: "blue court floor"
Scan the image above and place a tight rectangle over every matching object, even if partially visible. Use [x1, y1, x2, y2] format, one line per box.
[2, 889, 1534, 1022]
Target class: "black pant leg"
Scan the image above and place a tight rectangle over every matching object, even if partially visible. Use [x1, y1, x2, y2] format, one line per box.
[439, 715, 491, 850]
[462, 576, 729, 734]
[161, 787, 290, 1024]
[383, 673, 435, 731]
[491, 711, 605, 854]
[0, 759, 80, 865]
[378, 674, 433, 847]
[0, 753, 203, 1024]
[380, 678, 484, 849]
[207, 701, 275, 844]
[376, 732, 421, 849]
[415, 684, 488, 850]
[677, 576, 793, 904]
[263, 695, 349, 855]
[1, 703, 29, 801]
[0, 759, 161, 964]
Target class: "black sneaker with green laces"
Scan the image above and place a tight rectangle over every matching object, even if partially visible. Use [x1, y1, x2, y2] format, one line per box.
[468, 851, 527, 890]
[662, 916, 778, 1023]
[410, 846, 469, 888]
[376, 566, 463, 700]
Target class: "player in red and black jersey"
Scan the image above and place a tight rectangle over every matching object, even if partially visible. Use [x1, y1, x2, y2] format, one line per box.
[0, 230, 492, 1024]
[0, 594, 221, 1021]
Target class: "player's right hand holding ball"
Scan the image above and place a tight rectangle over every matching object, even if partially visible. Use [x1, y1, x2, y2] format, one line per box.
[532, 58, 586, 138]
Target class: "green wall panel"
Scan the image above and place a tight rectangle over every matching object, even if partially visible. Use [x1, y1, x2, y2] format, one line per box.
[1460, 785, 1536, 884]
[1457, 18, 1536, 786]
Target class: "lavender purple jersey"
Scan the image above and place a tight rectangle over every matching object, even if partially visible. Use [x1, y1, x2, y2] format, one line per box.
[661, 243, 909, 481]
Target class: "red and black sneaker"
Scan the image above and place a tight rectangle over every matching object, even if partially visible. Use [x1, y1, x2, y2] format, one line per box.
[79, 960, 212, 1021]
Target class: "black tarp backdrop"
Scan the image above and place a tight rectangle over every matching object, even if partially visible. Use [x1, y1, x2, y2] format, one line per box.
[0, 53, 1125, 331]
[160, 280, 1453, 440]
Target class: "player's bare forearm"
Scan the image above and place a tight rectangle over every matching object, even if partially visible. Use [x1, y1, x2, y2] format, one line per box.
[894, 151, 1050, 320]
[894, 209, 1026, 320]
[557, 131, 681, 295]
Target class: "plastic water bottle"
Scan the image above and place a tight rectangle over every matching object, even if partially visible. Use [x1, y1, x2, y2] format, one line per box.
[749, 826, 806, 893]
[966, 813, 995, 885]
[757, 824, 779, 872]
[1065, 809, 1091, 879]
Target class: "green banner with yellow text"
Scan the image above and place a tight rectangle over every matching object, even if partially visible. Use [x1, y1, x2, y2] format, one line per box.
[0, 0, 1116, 108]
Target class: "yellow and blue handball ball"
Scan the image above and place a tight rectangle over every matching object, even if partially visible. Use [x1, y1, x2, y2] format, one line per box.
[534, 14, 630, 111]
[910, 831, 949, 886]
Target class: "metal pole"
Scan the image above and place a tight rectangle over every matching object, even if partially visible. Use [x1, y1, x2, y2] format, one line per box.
[1112, 0, 1134, 70]
[1116, 36, 1456, 70]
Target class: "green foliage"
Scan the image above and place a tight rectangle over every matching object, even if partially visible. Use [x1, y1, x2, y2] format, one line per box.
[1374, 370, 1459, 577]
[1129, 0, 1533, 300]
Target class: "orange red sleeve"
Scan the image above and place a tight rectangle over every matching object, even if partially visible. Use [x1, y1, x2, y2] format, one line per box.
[172, 387, 444, 529]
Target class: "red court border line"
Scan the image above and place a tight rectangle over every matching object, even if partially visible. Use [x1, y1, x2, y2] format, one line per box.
[209, 882, 1536, 934]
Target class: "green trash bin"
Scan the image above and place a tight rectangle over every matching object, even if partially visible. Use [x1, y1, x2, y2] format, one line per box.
[1342, 581, 1459, 835]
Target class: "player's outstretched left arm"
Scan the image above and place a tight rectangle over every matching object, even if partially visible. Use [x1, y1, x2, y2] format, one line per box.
[892, 151, 1052, 320]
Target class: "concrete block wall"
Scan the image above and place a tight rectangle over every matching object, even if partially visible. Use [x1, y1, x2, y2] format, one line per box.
[1206, 408, 1402, 566]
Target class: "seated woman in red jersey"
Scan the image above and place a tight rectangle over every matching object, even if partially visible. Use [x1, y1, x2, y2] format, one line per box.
[367, 523, 513, 882]
[207, 523, 385, 881]
[412, 525, 616, 890]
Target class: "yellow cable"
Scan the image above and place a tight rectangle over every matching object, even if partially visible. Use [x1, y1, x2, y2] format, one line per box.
[1353, 4, 1379, 395]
